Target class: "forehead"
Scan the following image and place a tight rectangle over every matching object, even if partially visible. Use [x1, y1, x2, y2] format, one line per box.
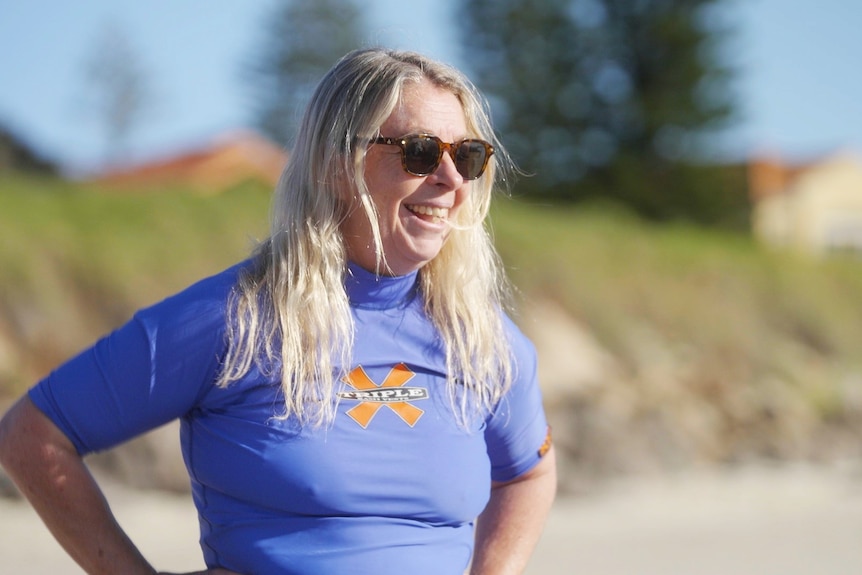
[383, 79, 467, 137]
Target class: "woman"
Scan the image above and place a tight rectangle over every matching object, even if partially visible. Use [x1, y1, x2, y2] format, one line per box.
[0, 48, 555, 575]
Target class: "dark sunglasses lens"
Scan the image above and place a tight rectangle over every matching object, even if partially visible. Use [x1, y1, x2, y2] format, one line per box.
[403, 136, 441, 175]
[456, 141, 489, 180]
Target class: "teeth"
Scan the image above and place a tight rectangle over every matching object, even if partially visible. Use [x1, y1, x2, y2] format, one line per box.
[406, 204, 449, 220]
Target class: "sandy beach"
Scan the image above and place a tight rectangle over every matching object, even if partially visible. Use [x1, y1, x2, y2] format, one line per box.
[2, 463, 861, 574]
[527, 463, 862, 575]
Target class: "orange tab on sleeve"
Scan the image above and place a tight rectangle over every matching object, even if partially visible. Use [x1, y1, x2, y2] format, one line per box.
[538, 425, 552, 458]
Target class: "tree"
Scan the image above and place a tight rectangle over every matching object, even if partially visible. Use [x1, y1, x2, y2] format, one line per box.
[0, 123, 58, 175]
[459, 0, 746, 225]
[83, 22, 150, 164]
[245, 0, 365, 147]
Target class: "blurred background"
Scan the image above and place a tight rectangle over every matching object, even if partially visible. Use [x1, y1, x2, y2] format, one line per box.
[1, 1, 861, 573]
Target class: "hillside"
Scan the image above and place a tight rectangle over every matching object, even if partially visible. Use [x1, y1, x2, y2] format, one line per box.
[491, 199, 862, 489]
[1, 173, 861, 491]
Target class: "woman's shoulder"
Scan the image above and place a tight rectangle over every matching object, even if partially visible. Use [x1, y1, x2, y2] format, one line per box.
[133, 260, 251, 332]
[500, 310, 537, 359]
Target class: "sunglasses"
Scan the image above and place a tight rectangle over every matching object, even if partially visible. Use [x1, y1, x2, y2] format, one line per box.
[372, 133, 494, 180]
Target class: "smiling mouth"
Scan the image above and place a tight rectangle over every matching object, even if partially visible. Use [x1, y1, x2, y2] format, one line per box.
[405, 204, 449, 223]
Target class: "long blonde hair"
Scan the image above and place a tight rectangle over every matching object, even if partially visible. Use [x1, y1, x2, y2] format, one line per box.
[217, 48, 517, 427]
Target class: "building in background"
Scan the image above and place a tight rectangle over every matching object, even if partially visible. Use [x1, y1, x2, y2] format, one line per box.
[749, 151, 862, 256]
[93, 131, 287, 194]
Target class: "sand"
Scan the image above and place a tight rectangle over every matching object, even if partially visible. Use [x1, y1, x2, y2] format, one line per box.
[526, 463, 862, 575]
[1, 463, 860, 574]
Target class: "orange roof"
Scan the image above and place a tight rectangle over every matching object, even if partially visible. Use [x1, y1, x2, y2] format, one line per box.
[746, 150, 858, 202]
[94, 131, 288, 193]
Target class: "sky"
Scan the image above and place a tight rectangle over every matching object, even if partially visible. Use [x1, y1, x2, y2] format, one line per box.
[1, 0, 860, 175]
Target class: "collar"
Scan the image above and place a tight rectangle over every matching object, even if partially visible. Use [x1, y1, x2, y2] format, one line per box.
[344, 262, 419, 309]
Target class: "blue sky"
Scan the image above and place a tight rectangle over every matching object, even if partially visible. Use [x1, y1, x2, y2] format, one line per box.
[1, 0, 860, 174]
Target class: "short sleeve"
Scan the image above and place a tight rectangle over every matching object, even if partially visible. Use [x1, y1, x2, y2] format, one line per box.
[483, 316, 549, 483]
[28, 267, 237, 455]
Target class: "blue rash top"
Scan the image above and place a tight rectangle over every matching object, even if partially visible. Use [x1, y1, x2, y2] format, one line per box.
[29, 262, 549, 575]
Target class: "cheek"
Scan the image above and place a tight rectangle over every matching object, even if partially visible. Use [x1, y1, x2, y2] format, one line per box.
[450, 186, 474, 220]
[372, 183, 415, 222]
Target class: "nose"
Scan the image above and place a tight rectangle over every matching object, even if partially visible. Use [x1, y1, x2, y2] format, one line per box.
[429, 147, 464, 188]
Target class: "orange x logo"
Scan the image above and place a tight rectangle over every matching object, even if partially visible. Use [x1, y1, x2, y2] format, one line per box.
[341, 363, 426, 428]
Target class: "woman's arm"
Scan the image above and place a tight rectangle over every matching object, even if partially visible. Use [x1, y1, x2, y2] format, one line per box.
[470, 445, 557, 575]
[0, 396, 159, 574]
[0, 396, 239, 575]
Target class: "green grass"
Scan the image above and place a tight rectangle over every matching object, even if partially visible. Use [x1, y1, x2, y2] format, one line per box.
[0, 173, 271, 392]
[0, 173, 270, 302]
[490, 197, 862, 432]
